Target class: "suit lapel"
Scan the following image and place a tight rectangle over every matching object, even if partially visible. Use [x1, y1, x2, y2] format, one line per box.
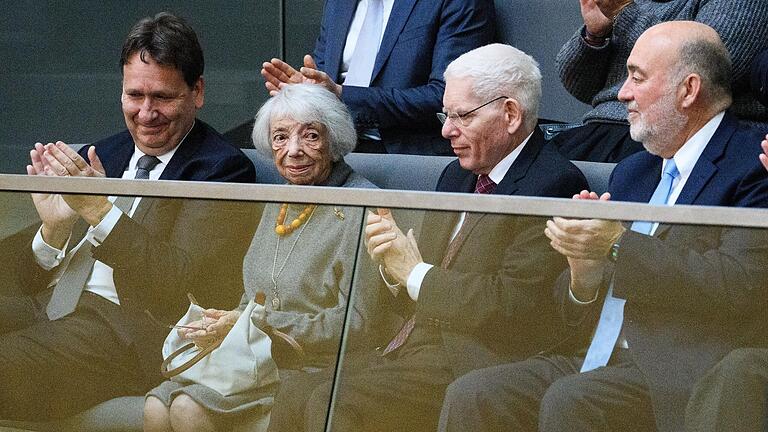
[457, 171, 477, 193]
[438, 133, 547, 264]
[654, 113, 735, 236]
[158, 120, 202, 181]
[673, 113, 734, 206]
[372, 0, 418, 83]
[423, 167, 471, 254]
[99, 139, 134, 179]
[326, 0, 358, 81]
[441, 211, 484, 269]
[133, 121, 202, 221]
[624, 154, 662, 204]
[420, 210, 455, 261]
[494, 129, 548, 196]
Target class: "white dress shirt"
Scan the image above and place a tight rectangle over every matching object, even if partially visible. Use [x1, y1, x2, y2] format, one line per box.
[340, 0, 396, 82]
[32, 128, 190, 305]
[404, 132, 534, 301]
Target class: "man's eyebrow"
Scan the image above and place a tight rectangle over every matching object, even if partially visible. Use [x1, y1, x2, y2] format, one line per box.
[443, 105, 467, 114]
[627, 64, 643, 74]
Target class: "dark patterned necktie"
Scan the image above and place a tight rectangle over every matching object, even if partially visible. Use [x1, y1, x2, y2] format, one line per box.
[474, 174, 497, 194]
[381, 174, 497, 355]
[440, 175, 496, 268]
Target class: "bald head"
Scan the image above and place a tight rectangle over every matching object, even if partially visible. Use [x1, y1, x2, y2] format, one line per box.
[640, 20, 721, 47]
[635, 21, 732, 109]
[619, 21, 733, 157]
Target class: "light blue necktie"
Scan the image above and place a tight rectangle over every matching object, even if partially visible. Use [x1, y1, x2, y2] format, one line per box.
[344, 0, 384, 86]
[580, 159, 679, 372]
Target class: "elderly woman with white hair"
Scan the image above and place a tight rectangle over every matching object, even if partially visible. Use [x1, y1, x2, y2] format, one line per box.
[143, 84, 375, 432]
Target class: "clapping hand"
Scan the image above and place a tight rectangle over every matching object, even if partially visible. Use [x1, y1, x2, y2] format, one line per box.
[27, 142, 80, 248]
[261, 54, 342, 98]
[544, 190, 623, 300]
[759, 134, 768, 172]
[364, 208, 422, 287]
[35, 141, 113, 227]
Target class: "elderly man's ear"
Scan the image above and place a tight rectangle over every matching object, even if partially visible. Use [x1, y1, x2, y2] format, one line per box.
[679, 73, 703, 109]
[503, 98, 524, 135]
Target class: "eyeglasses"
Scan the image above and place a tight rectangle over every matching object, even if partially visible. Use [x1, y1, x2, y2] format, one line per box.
[436, 96, 509, 127]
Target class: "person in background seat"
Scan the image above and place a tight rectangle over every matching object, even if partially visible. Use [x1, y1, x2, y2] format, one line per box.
[261, 0, 495, 156]
[550, 0, 768, 162]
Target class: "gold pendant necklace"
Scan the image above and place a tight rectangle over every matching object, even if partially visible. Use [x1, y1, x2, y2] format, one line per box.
[270, 204, 316, 310]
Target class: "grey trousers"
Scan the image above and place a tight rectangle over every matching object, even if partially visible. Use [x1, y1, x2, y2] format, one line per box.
[438, 353, 657, 432]
[685, 348, 768, 432]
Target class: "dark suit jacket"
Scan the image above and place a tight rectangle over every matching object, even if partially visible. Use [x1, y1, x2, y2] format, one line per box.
[381, 129, 588, 379]
[314, 0, 495, 155]
[558, 112, 768, 432]
[16, 120, 257, 386]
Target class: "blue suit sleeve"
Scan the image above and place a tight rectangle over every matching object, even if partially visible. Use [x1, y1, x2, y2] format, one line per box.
[339, 0, 495, 130]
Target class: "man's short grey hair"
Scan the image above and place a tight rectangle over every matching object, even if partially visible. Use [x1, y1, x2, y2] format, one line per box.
[444, 43, 542, 130]
[673, 38, 733, 111]
[252, 84, 357, 161]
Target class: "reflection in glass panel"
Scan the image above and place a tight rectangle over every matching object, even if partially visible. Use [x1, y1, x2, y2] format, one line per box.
[317, 209, 768, 432]
[2, 189, 768, 431]
[314, 208, 568, 431]
[0, 192, 362, 431]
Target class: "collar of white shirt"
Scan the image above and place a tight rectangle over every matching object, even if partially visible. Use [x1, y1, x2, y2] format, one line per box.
[664, 111, 724, 205]
[124, 120, 193, 180]
[486, 131, 534, 186]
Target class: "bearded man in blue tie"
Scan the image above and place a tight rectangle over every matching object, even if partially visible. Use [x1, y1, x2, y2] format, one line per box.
[437, 21, 768, 432]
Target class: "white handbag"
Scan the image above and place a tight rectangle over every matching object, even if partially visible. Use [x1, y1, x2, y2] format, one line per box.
[160, 299, 280, 397]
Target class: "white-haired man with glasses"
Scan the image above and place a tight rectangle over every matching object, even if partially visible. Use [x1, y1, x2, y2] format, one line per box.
[266, 43, 588, 432]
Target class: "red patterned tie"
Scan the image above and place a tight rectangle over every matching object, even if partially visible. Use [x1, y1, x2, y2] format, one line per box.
[474, 174, 497, 194]
[381, 175, 496, 356]
[381, 315, 416, 356]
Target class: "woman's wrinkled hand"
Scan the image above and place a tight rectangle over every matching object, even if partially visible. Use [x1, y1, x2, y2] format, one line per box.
[178, 309, 242, 349]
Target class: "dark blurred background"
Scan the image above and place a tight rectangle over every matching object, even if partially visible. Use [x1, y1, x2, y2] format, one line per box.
[0, 0, 587, 173]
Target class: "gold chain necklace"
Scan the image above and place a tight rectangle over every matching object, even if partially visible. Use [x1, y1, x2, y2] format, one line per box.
[270, 204, 316, 310]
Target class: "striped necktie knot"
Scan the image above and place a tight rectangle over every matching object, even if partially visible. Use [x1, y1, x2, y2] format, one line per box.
[135, 155, 161, 180]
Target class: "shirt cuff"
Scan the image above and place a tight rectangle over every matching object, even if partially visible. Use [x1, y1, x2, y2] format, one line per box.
[581, 26, 611, 49]
[32, 226, 68, 270]
[87, 204, 123, 246]
[568, 283, 599, 305]
[406, 262, 433, 301]
[378, 265, 401, 297]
